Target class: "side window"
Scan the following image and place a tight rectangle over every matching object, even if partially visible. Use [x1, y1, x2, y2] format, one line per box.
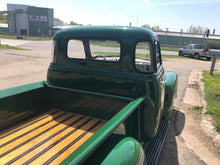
[155, 41, 161, 68]
[135, 41, 152, 73]
[68, 40, 86, 59]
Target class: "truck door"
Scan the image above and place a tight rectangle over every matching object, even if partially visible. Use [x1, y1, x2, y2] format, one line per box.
[135, 41, 165, 122]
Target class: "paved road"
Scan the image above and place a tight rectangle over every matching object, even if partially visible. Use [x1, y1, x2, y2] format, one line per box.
[0, 39, 220, 164]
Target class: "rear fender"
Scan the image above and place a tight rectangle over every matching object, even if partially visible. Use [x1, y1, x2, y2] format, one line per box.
[163, 72, 178, 119]
[83, 135, 146, 165]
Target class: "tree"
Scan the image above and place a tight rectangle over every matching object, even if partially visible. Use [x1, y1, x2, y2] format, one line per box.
[187, 25, 208, 34]
[0, 14, 7, 23]
[205, 40, 220, 49]
[141, 24, 162, 31]
[69, 21, 83, 26]
[54, 18, 64, 24]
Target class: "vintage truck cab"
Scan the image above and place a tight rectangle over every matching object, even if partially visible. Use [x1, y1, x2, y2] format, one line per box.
[0, 26, 177, 165]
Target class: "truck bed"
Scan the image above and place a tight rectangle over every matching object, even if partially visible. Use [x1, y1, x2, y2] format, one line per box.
[0, 109, 106, 165]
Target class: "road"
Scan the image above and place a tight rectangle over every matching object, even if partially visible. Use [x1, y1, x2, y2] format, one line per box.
[0, 39, 220, 164]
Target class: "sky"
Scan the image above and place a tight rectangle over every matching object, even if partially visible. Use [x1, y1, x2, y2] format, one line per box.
[1, 0, 220, 34]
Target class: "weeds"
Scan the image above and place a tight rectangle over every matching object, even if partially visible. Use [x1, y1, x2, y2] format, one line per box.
[202, 70, 220, 132]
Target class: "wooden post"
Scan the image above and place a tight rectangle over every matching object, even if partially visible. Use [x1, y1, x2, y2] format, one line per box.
[210, 58, 216, 75]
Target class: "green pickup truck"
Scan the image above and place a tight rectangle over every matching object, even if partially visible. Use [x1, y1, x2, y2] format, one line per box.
[0, 26, 177, 165]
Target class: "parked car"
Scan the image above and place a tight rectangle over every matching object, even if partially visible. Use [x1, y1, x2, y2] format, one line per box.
[178, 44, 211, 61]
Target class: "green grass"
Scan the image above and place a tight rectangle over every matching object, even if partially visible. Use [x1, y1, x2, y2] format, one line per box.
[202, 70, 220, 132]
[161, 47, 178, 51]
[90, 41, 119, 48]
[192, 106, 204, 111]
[93, 51, 187, 59]
[0, 35, 52, 41]
[0, 44, 27, 50]
[90, 41, 178, 51]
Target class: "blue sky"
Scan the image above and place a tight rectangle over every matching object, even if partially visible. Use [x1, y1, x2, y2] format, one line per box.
[1, 0, 220, 34]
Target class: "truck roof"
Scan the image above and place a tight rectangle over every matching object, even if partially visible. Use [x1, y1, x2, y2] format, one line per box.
[53, 26, 158, 42]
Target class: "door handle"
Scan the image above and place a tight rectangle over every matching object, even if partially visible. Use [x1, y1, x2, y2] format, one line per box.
[160, 80, 166, 84]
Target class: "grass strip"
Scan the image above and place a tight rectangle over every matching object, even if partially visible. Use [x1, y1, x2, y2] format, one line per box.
[93, 51, 187, 59]
[0, 44, 27, 50]
[0, 35, 52, 41]
[202, 70, 220, 132]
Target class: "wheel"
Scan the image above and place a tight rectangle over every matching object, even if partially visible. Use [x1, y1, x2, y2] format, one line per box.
[206, 57, 211, 61]
[195, 53, 200, 60]
[178, 51, 183, 56]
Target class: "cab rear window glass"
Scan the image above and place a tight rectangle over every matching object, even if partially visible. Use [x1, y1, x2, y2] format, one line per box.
[67, 39, 120, 62]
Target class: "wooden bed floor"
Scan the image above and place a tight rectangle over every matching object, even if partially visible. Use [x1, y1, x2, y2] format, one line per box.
[0, 109, 106, 165]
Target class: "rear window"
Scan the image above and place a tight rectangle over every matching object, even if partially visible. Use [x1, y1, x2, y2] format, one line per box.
[67, 39, 120, 62]
[194, 45, 204, 49]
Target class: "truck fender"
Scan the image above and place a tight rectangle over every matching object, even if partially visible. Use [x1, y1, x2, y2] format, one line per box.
[83, 135, 146, 165]
[163, 72, 178, 119]
[101, 137, 145, 165]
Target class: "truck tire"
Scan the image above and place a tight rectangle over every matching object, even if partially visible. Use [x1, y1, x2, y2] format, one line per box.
[178, 51, 183, 56]
[195, 53, 200, 60]
[206, 57, 211, 61]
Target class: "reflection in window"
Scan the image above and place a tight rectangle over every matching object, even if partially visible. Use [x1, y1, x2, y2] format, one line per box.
[90, 40, 120, 62]
[135, 42, 151, 72]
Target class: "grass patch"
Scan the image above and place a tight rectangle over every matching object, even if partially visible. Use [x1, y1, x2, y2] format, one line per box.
[161, 47, 178, 51]
[202, 70, 220, 132]
[0, 44, 27, 50]
[192, 106, 204, 111]
[93, 51, 187, 59]
[161, 54, 186, 59]
[0, 35, 52, 41]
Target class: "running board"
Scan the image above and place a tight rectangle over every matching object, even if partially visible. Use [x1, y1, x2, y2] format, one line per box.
[143, 119, 170, 165]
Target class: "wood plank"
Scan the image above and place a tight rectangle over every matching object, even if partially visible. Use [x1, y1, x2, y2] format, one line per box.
[0, 109, 57, 137]
[0, 110, 65, 145]
[7, 115, 86, 165]
[50, 121, 106, 165]
[0, 110, 106, 165]
[1, 112, 74, 154]
[29, 119, 100, 165]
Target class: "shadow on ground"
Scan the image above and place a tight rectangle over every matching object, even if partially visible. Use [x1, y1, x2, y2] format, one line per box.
[157, 109, 185, 165]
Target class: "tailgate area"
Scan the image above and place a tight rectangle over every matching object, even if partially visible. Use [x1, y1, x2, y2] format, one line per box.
[0, 109, 106, 164]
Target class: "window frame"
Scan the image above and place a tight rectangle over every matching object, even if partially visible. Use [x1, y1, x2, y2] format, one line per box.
[134, 40, 153, 74]
[155, 41, 162, 69]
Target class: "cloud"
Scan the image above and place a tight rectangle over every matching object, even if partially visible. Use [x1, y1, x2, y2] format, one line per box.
[143, 0, 150, 4]
[152, 0, 220, 6]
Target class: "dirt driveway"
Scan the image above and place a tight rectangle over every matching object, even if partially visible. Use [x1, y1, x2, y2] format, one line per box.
[0, 39, 220, 164]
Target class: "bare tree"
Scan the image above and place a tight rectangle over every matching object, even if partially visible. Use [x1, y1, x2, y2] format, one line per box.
[187, 25, 208, 34]
[142, 24, 162, 31]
